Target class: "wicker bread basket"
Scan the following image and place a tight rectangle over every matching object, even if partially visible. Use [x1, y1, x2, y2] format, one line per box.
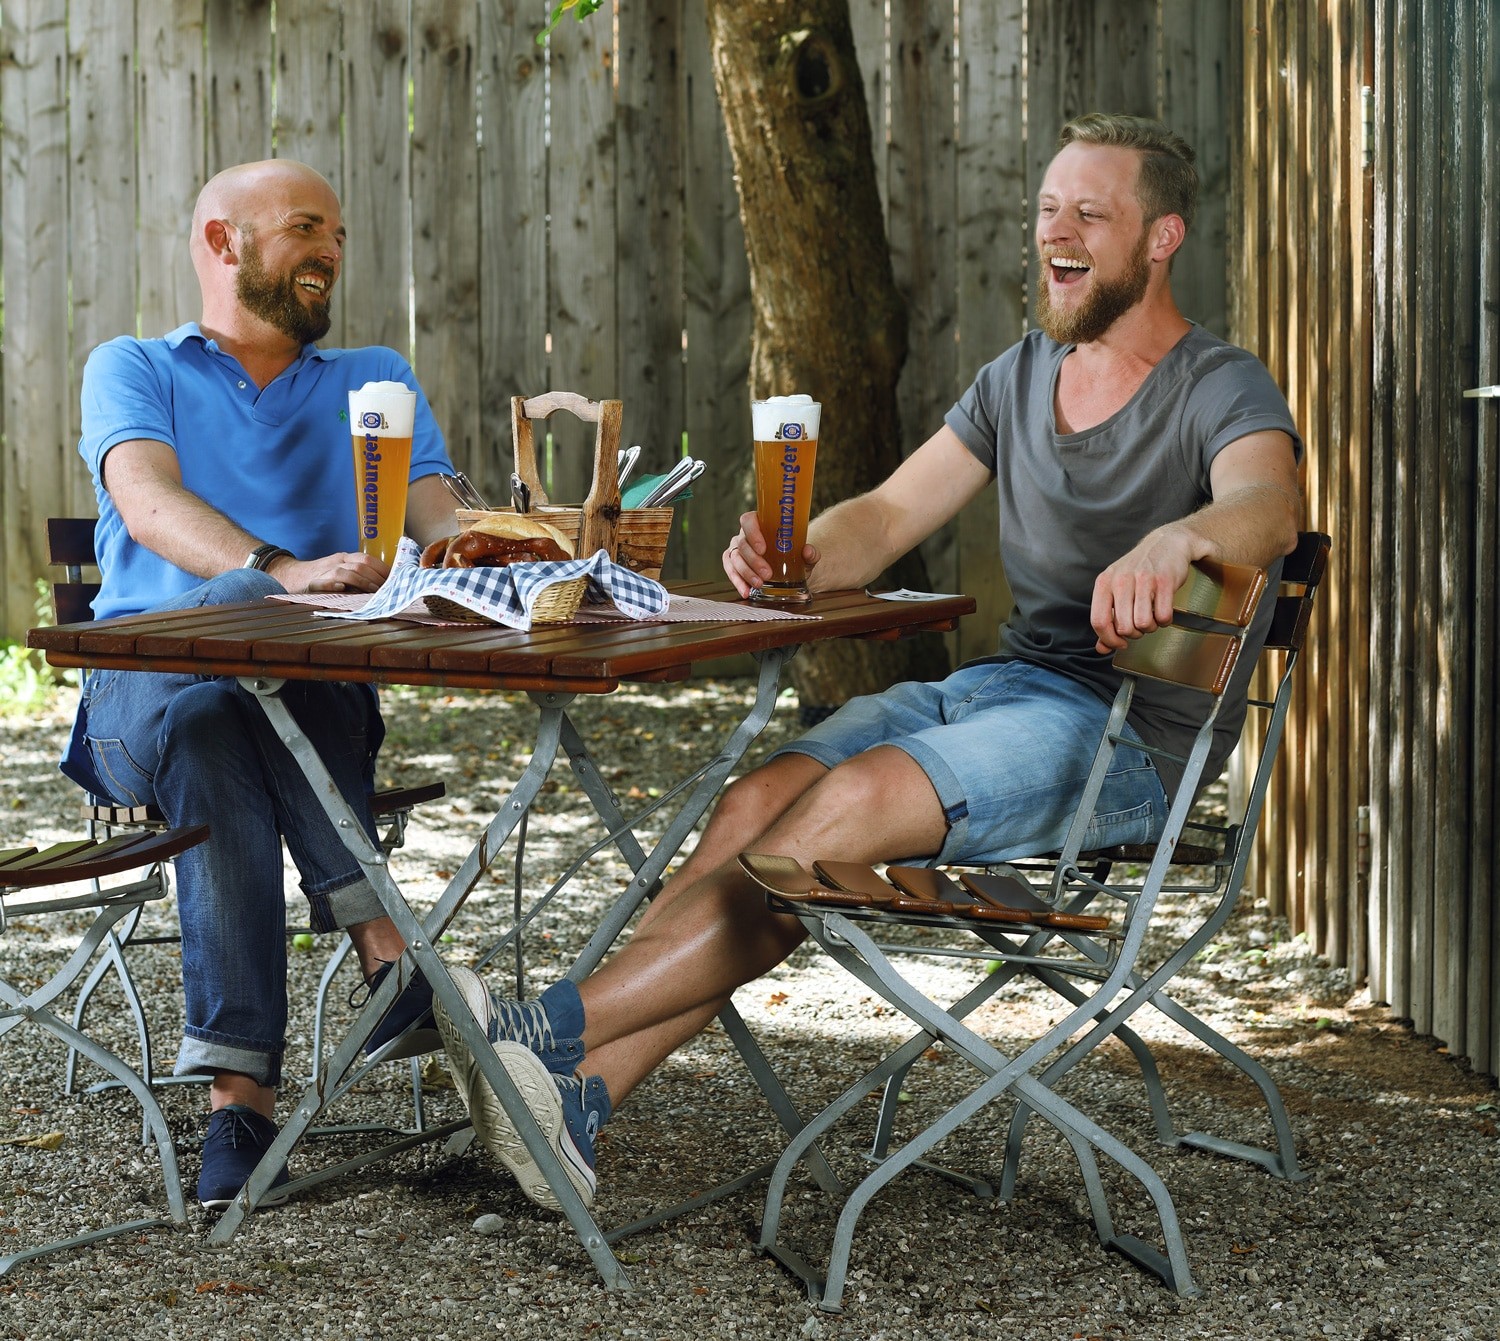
[431, 391, 670, 624]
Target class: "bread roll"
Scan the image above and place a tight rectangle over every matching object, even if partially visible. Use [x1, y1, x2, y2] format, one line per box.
[470, 512, 574, 556]
[419, 512, 576, 569]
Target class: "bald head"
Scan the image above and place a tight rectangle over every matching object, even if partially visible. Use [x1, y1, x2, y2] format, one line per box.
[191, 158, 345, 348]
[190, 159, 339, 268]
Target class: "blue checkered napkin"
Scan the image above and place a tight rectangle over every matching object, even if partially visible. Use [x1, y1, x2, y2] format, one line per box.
[326, 537, 669, 630]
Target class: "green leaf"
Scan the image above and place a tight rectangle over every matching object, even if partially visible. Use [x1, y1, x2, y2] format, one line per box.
[537, 0, 606, 45]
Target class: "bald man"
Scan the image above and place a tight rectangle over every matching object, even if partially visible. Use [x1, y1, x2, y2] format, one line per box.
[62, 160, 456, 1210]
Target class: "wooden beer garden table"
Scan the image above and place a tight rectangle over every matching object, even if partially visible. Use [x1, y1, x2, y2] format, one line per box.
[28, 579, 973, 1289]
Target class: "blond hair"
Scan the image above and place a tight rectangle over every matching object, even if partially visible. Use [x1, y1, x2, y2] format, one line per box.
[1058, 113, 1198, 233]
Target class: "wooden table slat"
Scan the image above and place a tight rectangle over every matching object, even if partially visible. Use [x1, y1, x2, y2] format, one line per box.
[29, 586, 977, 691]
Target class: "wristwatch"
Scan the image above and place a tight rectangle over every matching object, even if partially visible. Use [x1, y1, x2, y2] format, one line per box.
[244, 543, 293, 572]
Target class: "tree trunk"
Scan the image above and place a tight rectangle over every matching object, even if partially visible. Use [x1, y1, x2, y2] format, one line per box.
[705, 0, 949, 710]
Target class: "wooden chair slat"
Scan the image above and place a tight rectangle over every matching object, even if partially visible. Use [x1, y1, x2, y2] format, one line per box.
[1173, 559, 1267, 627]
[0, 826, 210, 889]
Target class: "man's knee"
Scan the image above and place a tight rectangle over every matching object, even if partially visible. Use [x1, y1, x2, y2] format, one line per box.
[712, 754, 825, 840]
[194, 568, 283, 607]
[160, 679, 253, 759]
[804, 746, 946, 846]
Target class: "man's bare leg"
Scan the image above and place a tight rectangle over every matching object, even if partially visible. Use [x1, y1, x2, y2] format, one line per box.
[578, 744, 948, 1104]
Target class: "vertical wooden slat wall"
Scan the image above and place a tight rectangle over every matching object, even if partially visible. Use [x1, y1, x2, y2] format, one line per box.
[0, 0, 1232, 641]
[1231, 0, 1372, 990]
[1366, 0, 1500, 1072]
[1237, 0, 1500, 1078]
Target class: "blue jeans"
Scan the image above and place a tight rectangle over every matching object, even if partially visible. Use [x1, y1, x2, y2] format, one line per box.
[774, 659, 1169, 866]
[67, 570, 387, 1087]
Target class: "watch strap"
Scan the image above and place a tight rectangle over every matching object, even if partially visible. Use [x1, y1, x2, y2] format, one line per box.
[244, 543, 293, 572]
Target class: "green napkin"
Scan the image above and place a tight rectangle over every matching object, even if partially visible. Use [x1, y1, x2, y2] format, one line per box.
[622, 474, 693, 509]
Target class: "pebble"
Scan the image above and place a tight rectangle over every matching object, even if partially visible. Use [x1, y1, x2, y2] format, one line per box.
[473, 1213, 507, 1237]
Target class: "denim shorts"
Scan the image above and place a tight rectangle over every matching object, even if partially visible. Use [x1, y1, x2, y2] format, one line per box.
[773, 659, 1168, 866]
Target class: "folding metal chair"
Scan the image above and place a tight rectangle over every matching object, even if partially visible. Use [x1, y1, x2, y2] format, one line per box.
[0, 825, 208, 1276]
[982, 532, 1331, 1190]
[743, 552, 1277, 1309]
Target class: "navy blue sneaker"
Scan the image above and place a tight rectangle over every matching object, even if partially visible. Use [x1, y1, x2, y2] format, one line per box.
[197, 1105, 290, 1212]
[461, 1042, 611, 1211]
[434, 970, 588, 1154]
[360, 960, 440, 1063]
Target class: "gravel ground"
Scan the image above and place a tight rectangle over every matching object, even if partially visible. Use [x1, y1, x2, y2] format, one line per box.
[1, 679, 1497, 1341]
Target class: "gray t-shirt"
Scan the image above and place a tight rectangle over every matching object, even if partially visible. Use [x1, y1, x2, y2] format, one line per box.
[944, 324, 1303, 800]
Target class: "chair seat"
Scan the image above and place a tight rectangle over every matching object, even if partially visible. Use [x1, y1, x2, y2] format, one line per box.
[84, 780, 445, 828]
[0, 826, 211, 891]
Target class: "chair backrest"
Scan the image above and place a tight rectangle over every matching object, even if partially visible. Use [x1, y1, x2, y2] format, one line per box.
[1225, 530, 1332, 867]
[46, 518, 100, 626]
[1112, 556, 1268, 696]
[1262, 530, 1332, 653]
[510, 391, 622, 556]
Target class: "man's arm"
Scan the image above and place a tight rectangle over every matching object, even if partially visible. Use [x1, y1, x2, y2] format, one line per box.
[726, 425, 992, 596]
[405, 474, 460, 549]
[1090, 428, 1301, 653]
[103, 439, 390, 594]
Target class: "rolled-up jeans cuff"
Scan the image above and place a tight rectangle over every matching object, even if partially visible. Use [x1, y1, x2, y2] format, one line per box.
[308, 873, 386, 933]
[176, 1035, 282, 1089]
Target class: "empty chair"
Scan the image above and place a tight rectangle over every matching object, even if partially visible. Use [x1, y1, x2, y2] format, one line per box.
[0, 825, 209, 1276]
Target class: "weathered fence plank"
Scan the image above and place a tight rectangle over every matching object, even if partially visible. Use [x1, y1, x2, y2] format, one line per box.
[616, 0, 687, 500]
[1469, 0, 1499, 1077]
[68, 0, 139, 474]
[0, 1, 71, 634]
[342, 1, 413, 359]
[1161, 0, 1230, 335]
[890, 2, 958, 601]
[546, 7, 618, 503]
[135, 0, 205, 339]
[848, 0, 886, 208]
[681, 1, 751, 591]
[205, 0, 273, 177]
[1368, 0, 1395, 1010]
[1433, 0, 1474, 1059]
[276, 0, 346, 344]
[411, 0, 481, 477]
[476, 1, 549, 506]
[952, 0, 1024, 665]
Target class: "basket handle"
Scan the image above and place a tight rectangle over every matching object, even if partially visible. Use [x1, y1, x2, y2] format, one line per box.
[510, 392, 622, 557]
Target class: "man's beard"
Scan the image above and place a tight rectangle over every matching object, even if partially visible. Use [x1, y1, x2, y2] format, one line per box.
[1033, 229, 1152, 344]
[236, 236, 334, 344]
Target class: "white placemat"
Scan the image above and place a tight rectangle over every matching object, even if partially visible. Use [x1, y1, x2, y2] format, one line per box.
[269, 589, 819, 626]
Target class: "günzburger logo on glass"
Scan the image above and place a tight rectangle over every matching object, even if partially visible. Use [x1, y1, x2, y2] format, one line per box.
[358, 409, 388, 539]
[770, 416, 805, 554]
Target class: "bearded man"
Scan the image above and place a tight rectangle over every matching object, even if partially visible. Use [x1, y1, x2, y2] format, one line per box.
[424, 113, 1305, 1217]
[62, 159, 457, 1209]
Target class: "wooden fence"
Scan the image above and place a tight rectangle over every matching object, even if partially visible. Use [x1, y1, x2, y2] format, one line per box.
[1235, 0, 1500, 1081]
[1230, 2, 1373, 981]
[0, 0, 1232, 651]
[1365, 0, 1499, 1076]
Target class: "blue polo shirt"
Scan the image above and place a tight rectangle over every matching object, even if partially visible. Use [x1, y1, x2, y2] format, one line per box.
[80, 324, 452, 619]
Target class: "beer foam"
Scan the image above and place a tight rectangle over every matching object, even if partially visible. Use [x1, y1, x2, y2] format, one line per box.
[349, 380, 416, 436]
[752, 395, 821, 441]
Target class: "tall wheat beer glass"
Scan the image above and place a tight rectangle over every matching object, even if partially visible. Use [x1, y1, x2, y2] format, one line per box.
[750, 394, 821, 604]
[349, 381, 416, 567]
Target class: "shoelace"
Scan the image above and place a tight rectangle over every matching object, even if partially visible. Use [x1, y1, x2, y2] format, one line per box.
[493, 995, 556, 1052]
[347, 958, 394, 1010]
[208, 1108, 264, 1151]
